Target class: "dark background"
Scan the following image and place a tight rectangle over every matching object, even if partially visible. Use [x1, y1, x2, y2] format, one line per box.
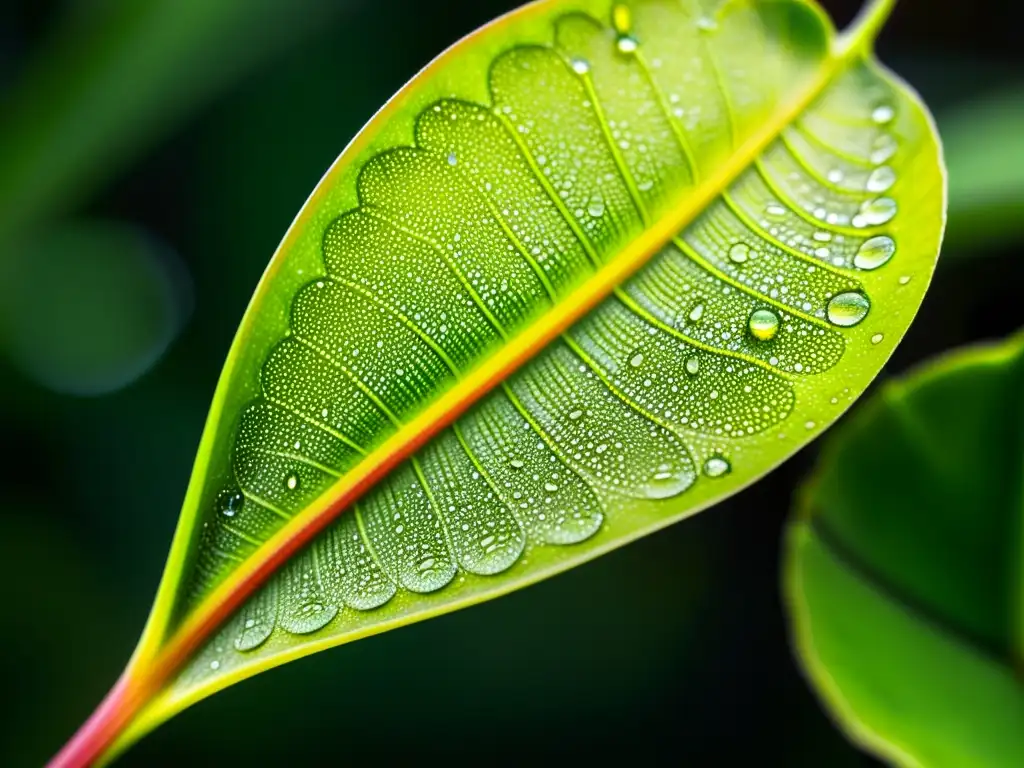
[1, 0, 1020, 765]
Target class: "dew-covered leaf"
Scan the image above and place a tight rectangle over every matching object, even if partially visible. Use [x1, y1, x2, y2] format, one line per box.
[784, 331, 1024, 767]
[51, 1, 946, 763]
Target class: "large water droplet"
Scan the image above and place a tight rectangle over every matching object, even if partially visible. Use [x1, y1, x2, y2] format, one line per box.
[642, 463, 693, 498]
[629, 352, 644, 367]
[729, 243, 751, 263]
[703, 456, 731, 478]
[852, 197, 897, 227]
[827, 292, 870, 327]
[685, 355, 700, 375]
[866, 165, 896, 193]
[689, 303, 704, 322]
[748, 309, 780, 341]
[854, 235, 896, 270]
[588, 198, 606, 217]
[871, 333, 884, 345]
[616, 35, 639, 54]
[219, 491, 244, 518]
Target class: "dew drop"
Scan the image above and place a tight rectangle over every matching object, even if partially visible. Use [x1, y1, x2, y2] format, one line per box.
[866, 165, 896, 193]
[703, 456, 731, 478]
[510, 458, 524, 469]
[827, 168, 844, 183]
[685, 355, 700, 375]
[729, 242, 751, 263]
[872, 104, 895, 124]
[870, 134, 897, 164]
[571, 58, 590, 75]
[588, 198, 606, 217]
[854, 235, 896, 270]
[827, 292, 870, 327]
[853, 197, 897, 227]
[210, 660, 221, 671]
[568, 408, 583, 421]
[871, 333, 884, 344]
[544, 482, 559, 493]
[219, 491, 244, 518]
[616, 35, 639, 54]
[629, 352, 644, 367]
[447, 153, 457, 166]
[689, 303, 705, 322]
[286, 474, 299, 490]
[898, 275, 912, 285]
[765, 203, 787, 219]
[748, 309, 780, 341]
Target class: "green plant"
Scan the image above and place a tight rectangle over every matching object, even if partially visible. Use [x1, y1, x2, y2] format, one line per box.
[785, 331, 1024, 767]
[50, 0, 945, 764]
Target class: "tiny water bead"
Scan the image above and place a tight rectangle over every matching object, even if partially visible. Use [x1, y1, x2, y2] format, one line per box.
[872, 104, 895, 124]
[616, 35, 639, 55]
[748, 309, 780, 341]
[899, 275, 912, 285]
[571, 58, 590, 75]
[871, 333, 884, 345]
[866, 165, 896, 193]
[852, 197, 897, 228]
[685, 355, 700, 375]
[703, 456, 731, 478]
[286, 474, 299, 490]
[689, 303, 705, 322]
[729, 243, 751, 263]
[827, 292, 871, 327]
[629, 352, 644, 367]
[219, 491, 244, 518]
[854, 235, 896, 270]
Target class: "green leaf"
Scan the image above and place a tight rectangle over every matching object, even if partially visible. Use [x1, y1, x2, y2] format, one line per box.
[785, 332, 1024, 767]
[942, 84, 1024, 252]
[51, 1, 946, 763]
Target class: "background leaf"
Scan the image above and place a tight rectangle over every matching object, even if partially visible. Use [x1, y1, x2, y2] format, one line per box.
[785, 331, 1024, 767]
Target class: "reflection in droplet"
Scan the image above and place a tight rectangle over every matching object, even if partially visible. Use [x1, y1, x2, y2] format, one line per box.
[703, 456, 730, 478]
[729, 243, 751, 263]
[866, 165, 896, 193]
[588, 198, 606, 217]
[827, 292, 870, 327]
[854, 236, 896, 270]
[748, 309, 780, 341]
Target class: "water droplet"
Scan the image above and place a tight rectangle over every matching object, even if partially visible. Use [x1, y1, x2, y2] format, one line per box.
[703, 456, 730, 478]
[866, 165, 896, 193]
[544, 482, 559, 493]
[871, 333, 884, 344]
[568, 408, 583, 420]
[612, 3, 632, 34]
[898, 275, 912, 285]
[286, 474, 299, 490]
[869, 134, 897, 164]
[210, 660, 221, 671]
[853, 197, 897, 227]
[588, 198, 606, 217]
[748, 309, 779, 341]
[827, 168, 844, 183]
[685, 355, 700, 375]
[696, 15, 718, 31]
[689, 303, 704, 322]
[729, 243, 751, 263]
[510, 458, 524, 469]
[854, 235, 896, 270]
[827, 292, 870, 327]
[616, 35, 639, 54]
[447, 153, 457, 166]
[219, 491, 244, 518]
[872, 104, 895, 124]
[629, 352, 644, 367]
[571, 58, 590, 75]
[765, 203, 787, 219]
[805, 420, 817, 430]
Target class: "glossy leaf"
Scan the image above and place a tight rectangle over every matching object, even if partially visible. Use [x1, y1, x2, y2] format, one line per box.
[52, 0, 945, 764]
[785, 332, 1024, 767]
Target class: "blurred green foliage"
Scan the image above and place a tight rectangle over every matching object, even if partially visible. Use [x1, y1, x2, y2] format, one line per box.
[786, 332, 1024, 767]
